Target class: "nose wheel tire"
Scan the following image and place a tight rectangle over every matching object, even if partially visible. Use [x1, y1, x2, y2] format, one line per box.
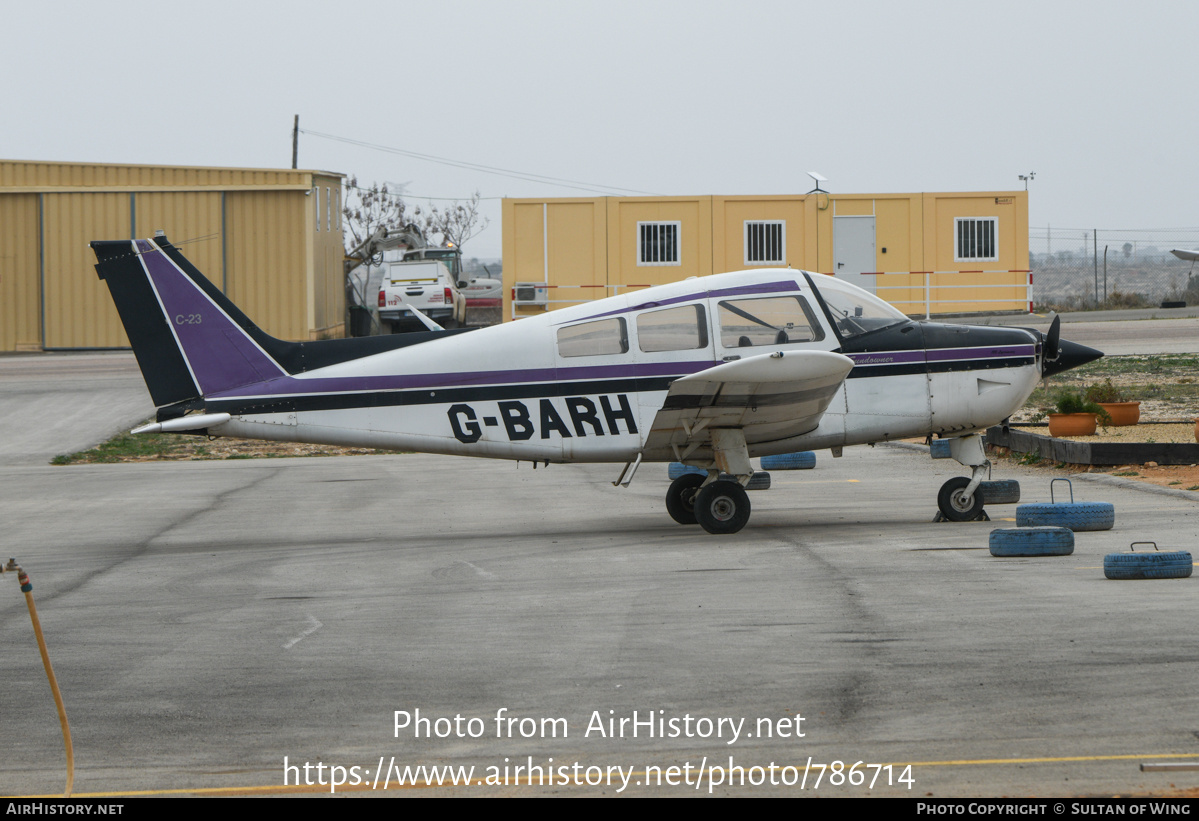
[938, 476, 985, 522]
[666, 473, 705, 525]
[694, 480, 751, 534]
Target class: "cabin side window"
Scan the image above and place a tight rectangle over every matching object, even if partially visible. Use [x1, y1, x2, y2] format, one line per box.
[717, 296, 824, 348]
[636, 304, 708, 353]
[557, 317, 629, 357]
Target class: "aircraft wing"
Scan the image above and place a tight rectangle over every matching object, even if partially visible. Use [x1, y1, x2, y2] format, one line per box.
[641, 349, 854, 464]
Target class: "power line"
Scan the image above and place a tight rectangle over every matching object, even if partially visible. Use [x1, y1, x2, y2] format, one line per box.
[301, 128, 659, 197]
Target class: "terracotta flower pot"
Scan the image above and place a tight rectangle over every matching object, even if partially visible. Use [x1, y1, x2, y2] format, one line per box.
[1047, 412, 1097, 437]
[1098, 401, 1140, 426]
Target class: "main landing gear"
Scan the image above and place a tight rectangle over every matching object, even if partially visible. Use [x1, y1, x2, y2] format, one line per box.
[666, 429, 754, 535]
[666, 473, 752, 534]
[934, 433, 992, 522]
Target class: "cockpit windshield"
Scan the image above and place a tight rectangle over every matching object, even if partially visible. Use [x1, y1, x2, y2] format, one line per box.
[815, 283, 909, 340]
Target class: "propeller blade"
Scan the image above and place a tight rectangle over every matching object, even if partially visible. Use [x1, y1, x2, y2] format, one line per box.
[1045, 314, 1061, 362]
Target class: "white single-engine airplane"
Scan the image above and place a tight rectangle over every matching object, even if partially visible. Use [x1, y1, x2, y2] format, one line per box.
[92, 236, 1101, 534]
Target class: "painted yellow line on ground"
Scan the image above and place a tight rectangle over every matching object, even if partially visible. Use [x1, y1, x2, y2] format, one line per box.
[19, 752, 1199, 797]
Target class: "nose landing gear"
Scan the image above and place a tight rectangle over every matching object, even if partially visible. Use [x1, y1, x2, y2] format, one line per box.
[933, 433, 992, 522]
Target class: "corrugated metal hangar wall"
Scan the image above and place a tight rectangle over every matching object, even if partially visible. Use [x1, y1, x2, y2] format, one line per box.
[0, 160, 346, 351]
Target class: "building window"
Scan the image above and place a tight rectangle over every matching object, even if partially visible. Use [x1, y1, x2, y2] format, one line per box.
[638, 221, 680, 266]
[955, 217, 997, 261]
[744, 221, 785, 265]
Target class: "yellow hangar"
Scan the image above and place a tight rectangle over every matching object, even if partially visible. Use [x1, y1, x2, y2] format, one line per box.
[0, 159, 345, 352]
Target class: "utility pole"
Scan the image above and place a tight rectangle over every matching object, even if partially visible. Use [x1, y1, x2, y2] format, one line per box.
[291, 115, 299, 169]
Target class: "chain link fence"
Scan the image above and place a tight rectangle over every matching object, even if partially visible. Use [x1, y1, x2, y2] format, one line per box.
[1030, 228, 1199, 311]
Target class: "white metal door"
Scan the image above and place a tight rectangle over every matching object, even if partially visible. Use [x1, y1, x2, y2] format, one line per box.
[833, 216, 876, 295]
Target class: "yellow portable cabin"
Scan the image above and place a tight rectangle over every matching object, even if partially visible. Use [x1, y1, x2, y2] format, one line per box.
[502, 191, 1029, 321]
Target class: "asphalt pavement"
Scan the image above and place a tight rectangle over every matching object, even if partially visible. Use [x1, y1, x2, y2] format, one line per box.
[2, 314, 1198, 798]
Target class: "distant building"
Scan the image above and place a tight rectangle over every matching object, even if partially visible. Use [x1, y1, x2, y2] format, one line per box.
[502, 191, 1029, 320]
[0, 159, 344, 351]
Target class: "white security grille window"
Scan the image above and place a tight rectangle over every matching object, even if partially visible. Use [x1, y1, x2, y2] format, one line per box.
[744, 221, 786, 265]
[638, 221, 680, 265]
[955, 217, 997, 261]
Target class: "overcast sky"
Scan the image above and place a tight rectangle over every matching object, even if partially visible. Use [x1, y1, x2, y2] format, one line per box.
[4, 0, 1197, 259]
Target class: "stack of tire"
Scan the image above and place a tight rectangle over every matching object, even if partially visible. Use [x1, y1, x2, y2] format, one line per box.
[989, 479, 1114, 557]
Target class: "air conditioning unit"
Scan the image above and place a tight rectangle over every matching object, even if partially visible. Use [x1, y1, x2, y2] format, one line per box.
[513, 282, 549, 306]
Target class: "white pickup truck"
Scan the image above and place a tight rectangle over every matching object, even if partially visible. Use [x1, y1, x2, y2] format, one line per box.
[376, 258, 467, 333]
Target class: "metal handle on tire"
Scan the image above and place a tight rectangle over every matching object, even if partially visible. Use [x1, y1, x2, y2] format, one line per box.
[1129, 541, 1159, 553]
[1050, 477, 1074, 504]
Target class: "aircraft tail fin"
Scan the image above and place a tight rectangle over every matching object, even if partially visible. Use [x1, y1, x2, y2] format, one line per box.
[91, 236, 287, 407]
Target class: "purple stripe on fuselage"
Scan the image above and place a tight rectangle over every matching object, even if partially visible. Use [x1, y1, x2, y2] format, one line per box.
[568, 280, 801, 323]
[138, 240, 285, 394]
[926, 345, 1036, 362]
[208, 359, 717, 400]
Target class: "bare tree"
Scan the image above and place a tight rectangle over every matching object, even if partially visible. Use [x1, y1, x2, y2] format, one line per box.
[425, 191, 489, 250]
[341, 176, 425, 255]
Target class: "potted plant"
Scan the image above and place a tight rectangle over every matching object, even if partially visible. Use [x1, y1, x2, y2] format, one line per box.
[1047, 389, 1109, 437]
[1084, 378, 1140, 426]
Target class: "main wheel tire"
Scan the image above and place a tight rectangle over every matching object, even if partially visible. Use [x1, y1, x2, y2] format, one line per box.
[937, 476, 984, 522]
[989, 526, 1074, 556]
[760, 451, 816, 470]
[693, 480, 751, 534]
[1016, 501, 1115, 532]
[666, 474, 705, 525]
[979, 479, 1020, 505]
[1104, 551, 1193, 580]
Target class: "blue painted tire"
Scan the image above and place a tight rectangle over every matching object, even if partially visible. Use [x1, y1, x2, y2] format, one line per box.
[668, 463, 706, 480]
[1015, 501, 1115, 532]
[989, 526, 1074, 557]
[666, 464, 771, 491]
[1104, 551, 1193, 580]
[760, 451, 816, 470]
[979, 480, 1020, 506]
